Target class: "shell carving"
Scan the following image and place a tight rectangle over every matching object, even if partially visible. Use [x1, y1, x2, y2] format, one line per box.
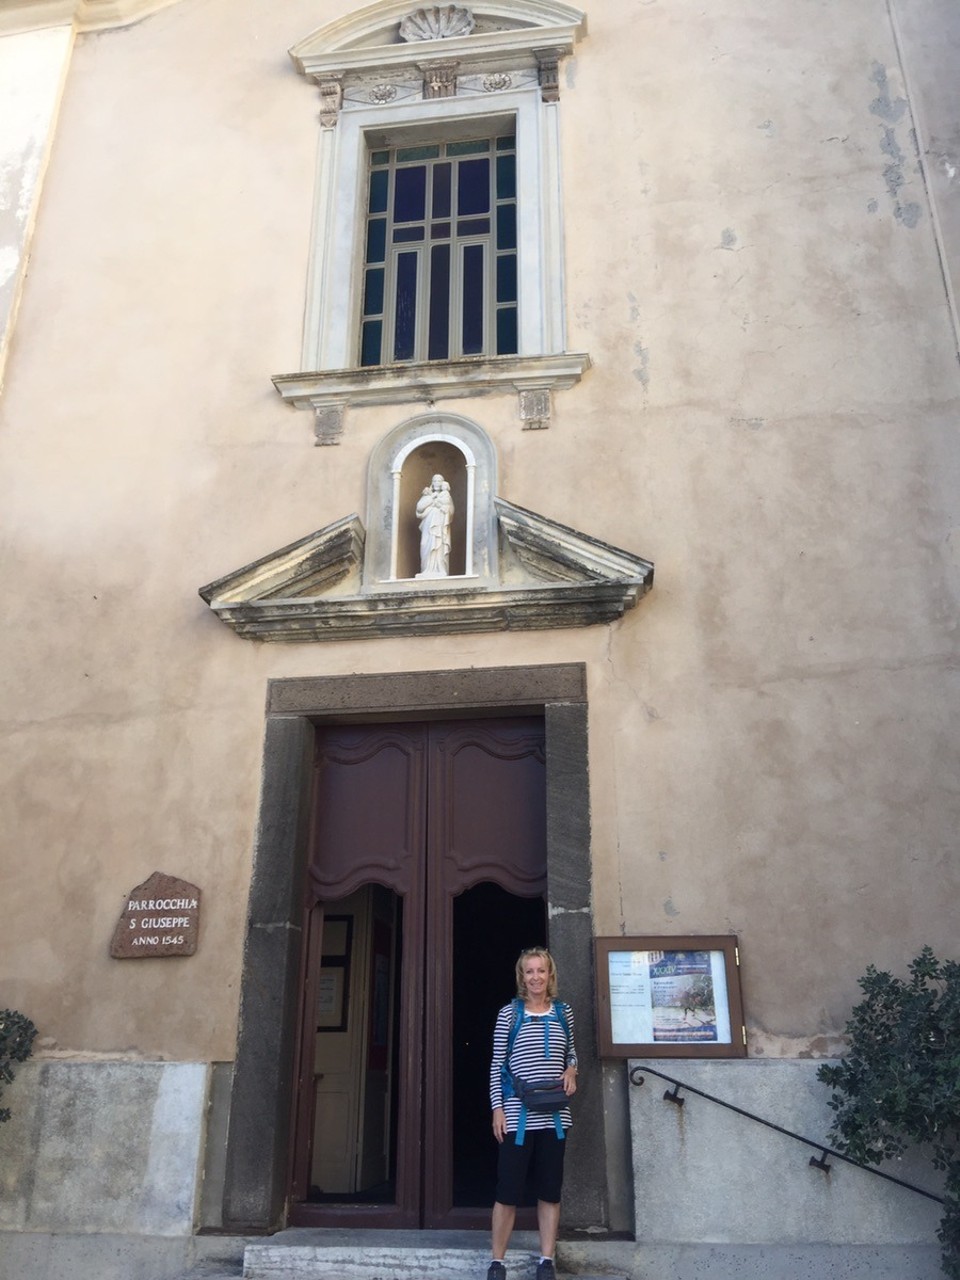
[399, 5, 476, 42]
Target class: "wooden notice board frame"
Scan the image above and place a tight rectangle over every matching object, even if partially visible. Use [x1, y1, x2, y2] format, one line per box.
[594, 935, 746, 1058]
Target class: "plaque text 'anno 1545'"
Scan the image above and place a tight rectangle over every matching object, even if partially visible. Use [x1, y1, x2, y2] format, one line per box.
[110, 871, 201, 959]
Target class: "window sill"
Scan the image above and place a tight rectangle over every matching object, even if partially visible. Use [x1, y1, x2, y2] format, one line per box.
[271, 352, 591, 441]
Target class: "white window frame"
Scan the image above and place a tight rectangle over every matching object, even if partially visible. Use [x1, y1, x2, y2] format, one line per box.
[273, 2, 590, 434]
[308, 90, 558, 370]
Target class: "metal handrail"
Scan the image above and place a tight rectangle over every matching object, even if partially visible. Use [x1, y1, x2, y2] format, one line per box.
[629, 1063, 944, 1205]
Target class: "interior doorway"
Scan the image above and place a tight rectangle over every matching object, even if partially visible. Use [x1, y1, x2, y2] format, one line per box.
[289, 718, 547, 1229]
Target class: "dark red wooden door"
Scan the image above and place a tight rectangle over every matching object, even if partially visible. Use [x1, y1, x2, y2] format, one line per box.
[289, 718, 546, 1228]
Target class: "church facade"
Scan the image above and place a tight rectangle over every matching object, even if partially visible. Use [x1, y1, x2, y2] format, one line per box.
[1, 1, 958, 1276]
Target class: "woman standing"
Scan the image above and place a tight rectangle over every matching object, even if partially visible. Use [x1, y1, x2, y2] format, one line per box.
[487, 947, 578, 1280]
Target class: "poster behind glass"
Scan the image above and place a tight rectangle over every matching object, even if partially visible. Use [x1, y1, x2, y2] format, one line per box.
[594, 936, 745, 1058]
[609, 949, 731, 1045]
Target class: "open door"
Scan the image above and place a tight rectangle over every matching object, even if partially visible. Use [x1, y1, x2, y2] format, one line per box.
[288, 718, 547, 1228]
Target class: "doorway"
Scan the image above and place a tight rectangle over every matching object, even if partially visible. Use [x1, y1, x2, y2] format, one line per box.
[220, 664, 608, 1238]
[289, 718, 547, 1228]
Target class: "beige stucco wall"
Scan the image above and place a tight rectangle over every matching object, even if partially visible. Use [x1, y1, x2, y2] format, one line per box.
[1, 0, 958, 1073]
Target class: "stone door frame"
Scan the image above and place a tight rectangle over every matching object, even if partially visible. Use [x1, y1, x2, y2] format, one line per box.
[221, 662, 611, 1232]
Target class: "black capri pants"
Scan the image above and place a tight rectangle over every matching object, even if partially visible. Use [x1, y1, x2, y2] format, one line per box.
[495, 1129, 567, 1205]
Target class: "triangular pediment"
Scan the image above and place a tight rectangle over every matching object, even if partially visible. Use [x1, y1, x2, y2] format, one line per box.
[199, 499, 652, 643]
[289, 2, 586, 78]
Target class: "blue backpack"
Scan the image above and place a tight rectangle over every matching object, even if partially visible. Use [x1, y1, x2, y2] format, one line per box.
[500, 997, 572, 1144]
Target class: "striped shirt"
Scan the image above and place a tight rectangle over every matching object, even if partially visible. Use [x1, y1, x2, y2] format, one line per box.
[489, 1000, 578, 1133]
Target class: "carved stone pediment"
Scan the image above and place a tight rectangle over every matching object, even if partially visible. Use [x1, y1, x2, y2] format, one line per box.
[289, 2, 586, 83]
[199, 500, 652, 643]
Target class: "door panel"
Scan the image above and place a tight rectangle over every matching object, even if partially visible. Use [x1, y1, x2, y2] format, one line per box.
[290, 718, 546, 1229]
[433, 721, 548, 895]
[424, 720, 546, 1226]
[307, 729, 425, 900]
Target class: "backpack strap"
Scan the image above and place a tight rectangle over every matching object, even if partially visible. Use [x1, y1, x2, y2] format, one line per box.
[505, 998, 570, 1145]
[549, 1001, 571, 1140]
[553, 1000, 571, 1045]
[505, 998, 525, 1057]
[500, 998, 524, 1104]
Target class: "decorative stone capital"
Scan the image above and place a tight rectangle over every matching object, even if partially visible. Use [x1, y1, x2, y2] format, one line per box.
[534, 46, 563, 102]
[420, 59, 459, 99]
[518, 386, 552, 430]
[317, 77, 343, 127]
[314, 402, 346, 445]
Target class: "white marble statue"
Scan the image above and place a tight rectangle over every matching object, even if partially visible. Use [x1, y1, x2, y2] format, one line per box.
[416, 474, 454, 577]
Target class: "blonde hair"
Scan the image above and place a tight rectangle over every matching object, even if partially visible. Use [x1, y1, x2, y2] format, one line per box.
[515, 947, 558, 1000]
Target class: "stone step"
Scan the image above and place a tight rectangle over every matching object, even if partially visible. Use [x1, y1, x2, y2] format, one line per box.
[244, 1262, 624, 1280]
[240, 1229, 628, 1280]
[243, 1243, 535, 1279]
[180, 1274, 243, 1280]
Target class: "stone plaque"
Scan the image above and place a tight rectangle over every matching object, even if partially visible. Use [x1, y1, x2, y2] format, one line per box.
[110, 871, 201, 959]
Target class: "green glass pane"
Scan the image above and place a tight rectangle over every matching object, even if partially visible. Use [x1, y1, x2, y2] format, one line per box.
[394, 252, 418, 361]
[457, 218, 491, 236]
[462, 243, 485, 355]
[457, 159, 490, 216]
[447, 139, 490, 156]
[368, 168, 388, 214]
[496, 306, 518, 356]
[496, 154, 516, 200]
[396, 144, 441, 162]
[366, 218, 387, 264]
[496, 135, 516, 151]
[363, 267, 384, 317]
[496, 204, 516, 251]
[360, 319, 382, 367]
[370, 151, 389, 166]
[496, 253, 517, 304]
[394, 165, 426, 222]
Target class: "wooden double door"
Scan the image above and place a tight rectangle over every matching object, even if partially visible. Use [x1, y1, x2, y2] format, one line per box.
[289, 718, 547, 1228]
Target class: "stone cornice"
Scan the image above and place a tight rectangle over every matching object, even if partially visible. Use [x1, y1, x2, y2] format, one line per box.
[291, 23, 582, 81]
[0, 0, 185, 36]
[200, 579, 644, 643]
[272, 353, 591, 436]
[198, 498, 653, 644]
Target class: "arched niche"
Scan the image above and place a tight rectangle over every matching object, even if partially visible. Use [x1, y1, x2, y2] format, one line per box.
[364, 413, 498, 589]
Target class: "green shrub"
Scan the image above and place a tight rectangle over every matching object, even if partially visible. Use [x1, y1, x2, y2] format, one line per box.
[817, 947, 960, 1278]
[0, 1008, 37, 1124]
